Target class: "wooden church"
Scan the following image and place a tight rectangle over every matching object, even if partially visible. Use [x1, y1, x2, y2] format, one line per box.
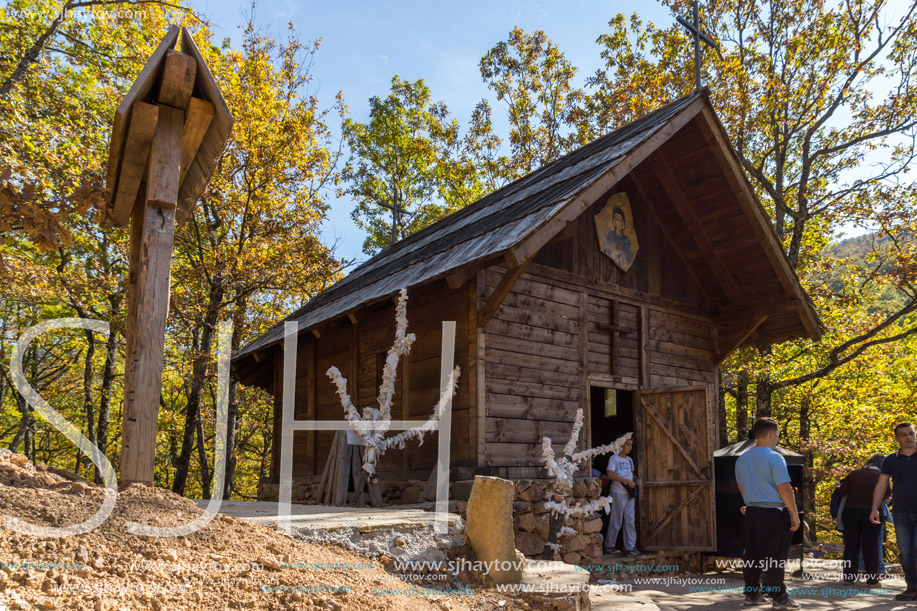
[231, 90, 821, 551]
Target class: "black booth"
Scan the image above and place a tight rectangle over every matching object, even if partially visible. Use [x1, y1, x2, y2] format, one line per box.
[713, 440, 805, 557]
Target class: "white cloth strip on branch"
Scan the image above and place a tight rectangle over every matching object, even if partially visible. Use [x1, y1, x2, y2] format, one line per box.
[540, 407, 620, 520]
[325, 288, 458, 478]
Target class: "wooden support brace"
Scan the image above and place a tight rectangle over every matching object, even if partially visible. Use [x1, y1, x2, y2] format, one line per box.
[715, 314, 768, 365]
[478, 259, 530, 328]
[179, 97, 214, 184]
[646, 484, 706, 545]
[347, 310, 365, 325]
[111, 102, 159, 226]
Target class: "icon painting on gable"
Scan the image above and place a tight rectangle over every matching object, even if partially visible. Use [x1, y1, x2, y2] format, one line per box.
[595, 192, 639, 272]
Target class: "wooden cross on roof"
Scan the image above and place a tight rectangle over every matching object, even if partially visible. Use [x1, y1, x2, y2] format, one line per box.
[104, 26, 233, 486]
[675, 0, 722, 91]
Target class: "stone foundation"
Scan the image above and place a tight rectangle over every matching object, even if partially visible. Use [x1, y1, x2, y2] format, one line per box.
[258, 479, 434, 505]
[509, 478, 605, 567]
[259, 476, 693, 575]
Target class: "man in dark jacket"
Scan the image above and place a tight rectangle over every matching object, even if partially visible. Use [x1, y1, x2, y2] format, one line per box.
[838, 455, 883, 583]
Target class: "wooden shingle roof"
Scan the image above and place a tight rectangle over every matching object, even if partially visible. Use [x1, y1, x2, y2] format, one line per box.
[233, 90, 821, 380]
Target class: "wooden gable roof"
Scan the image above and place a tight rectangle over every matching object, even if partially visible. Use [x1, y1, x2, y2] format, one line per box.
[233, 90, 822, 385]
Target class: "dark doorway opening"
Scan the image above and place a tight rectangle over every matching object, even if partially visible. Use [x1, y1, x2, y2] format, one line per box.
[590, 386, 637, 553]
[589, 386, 635, 471]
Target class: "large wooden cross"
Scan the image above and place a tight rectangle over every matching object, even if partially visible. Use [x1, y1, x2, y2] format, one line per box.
[104, 26, 233, 485]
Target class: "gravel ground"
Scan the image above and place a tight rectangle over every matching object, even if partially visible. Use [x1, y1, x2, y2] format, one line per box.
[0, 450, 526, 611]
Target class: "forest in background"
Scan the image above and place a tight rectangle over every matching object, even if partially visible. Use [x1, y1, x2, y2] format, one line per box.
[1, 0, 917, 546]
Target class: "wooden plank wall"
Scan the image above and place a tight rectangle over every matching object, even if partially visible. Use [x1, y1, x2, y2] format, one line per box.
[481, 267, 583, 477]
[482, 179, 718, 478]
[270, 279, 472, 483]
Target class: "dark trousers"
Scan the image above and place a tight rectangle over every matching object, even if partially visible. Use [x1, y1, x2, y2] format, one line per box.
[743, 506, 792, 598]
[894, 512, 917, 589]
[842, 506, 881, 581]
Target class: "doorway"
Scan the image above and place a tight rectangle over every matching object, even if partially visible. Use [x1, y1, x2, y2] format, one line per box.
[589, 386, 635, 470]
[590, 385, 638, 553]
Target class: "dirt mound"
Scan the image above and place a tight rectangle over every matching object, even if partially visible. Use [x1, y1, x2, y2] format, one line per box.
[0, 450, 524, 610]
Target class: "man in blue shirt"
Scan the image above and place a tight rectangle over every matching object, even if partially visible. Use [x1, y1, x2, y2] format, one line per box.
[735, 418, 800, 609]
[871, 422, 917, 600]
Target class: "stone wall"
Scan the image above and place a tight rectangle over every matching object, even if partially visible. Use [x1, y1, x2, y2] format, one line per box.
[511, 478, 605, 567]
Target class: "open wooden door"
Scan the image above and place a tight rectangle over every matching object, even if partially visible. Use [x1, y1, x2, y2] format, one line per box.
[635, 386, 716, 551]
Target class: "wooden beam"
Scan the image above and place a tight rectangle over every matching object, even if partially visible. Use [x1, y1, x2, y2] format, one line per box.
[146, 105, 184, 209]
[715, 314, 768, 365]
[120, 203, 178, 485]
[179, 97, 214, 184]
[639, 306, 650, 388]
[110, 102, 160, 226]
[446, 268, 468, 290]
[477, 260, 530, 328]
[475, 270, 487, 470]
[508, 94, 708, 267]
[110, 102, 159, 227]
[596, 322, 636, 334]
[714, 299, 801, 326]
[347, 310, 364, 325]
[650, 149, 747, 308]
[694, 107, 821, 341]
[157, 50, 197, 109]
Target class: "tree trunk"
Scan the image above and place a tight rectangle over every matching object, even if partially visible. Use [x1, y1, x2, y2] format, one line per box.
[541, 512, 564, 560]
[173, 281, 224, 495]
[9, 389, 31, 454]
[9, 347, 34, 454]
[223, 299, 246, 500]
[196, 414, 212, 499]
[736, 371, 749, 440]
[223, 377, 240, 500]
[755, 376, 772, 419]
[0, 3, 68, 99]
[799, 396, 816, 543]
[76, 329, 97, 476]
[717, 382, 728, 448]
[95, 326, 119, 484]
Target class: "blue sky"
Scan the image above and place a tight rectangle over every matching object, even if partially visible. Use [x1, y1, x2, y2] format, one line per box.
[187, 0, 902, 264]
[189, 0, 677, 264]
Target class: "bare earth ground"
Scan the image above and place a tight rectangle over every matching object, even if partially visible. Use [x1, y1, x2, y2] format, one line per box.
[0, 451, 525, 611]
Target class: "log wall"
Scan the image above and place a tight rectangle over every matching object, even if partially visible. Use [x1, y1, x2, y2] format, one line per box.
[269, 279, 473, 484]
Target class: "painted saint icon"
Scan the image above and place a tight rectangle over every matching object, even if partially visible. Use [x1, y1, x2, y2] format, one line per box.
[595, 192, 639, 272]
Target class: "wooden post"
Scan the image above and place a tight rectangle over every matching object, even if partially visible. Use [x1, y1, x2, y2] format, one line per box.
[105, 27, 232, 487]
[120, 103, 184, 485]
